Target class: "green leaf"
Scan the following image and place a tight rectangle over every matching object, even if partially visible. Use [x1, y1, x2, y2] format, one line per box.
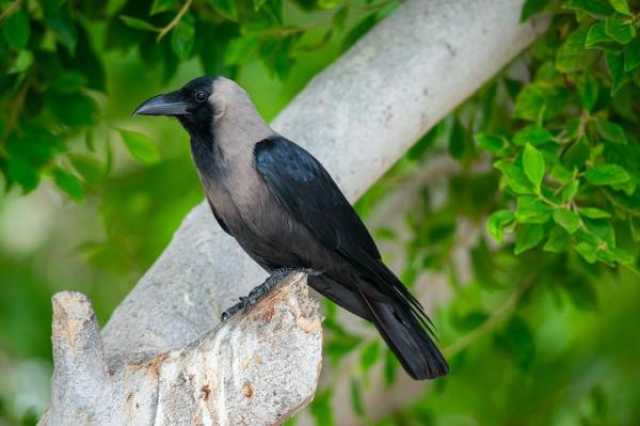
[496, 316, 536, 371]
[150, 0, 177, 14]
[556, 26, 599, 72]
[70, 154, 105, 184]
[544, 226, 570, 252]
[333, 5, 349, 29]
[360, 341, 380, 372]
[609, 0, 631, 15]
[2, 8, 30, 49]
[383, 348, 398, 388]
[606, 51, 626, 92]
[310, 390, 334, 426]
[350, 379, 364, 417]
[521, 0, 551, 21]
[515, 196, 552, 224]
[475, 133, 506, 154]
[596, 119, 627, 144]
[208, 0, 238, 21]
[514, 83, 567, 122]
[52, 168, 85, 201]
[171, 14, 195, 60]
[577, 74, 599, 111]
[7, 157, 39, 191]
[561, 180, 580, 203]
[553, 208, 581, 234]
[224, 36, 259, 66]
[342, 13, 378, 52]
[118, 129, 160, 164]
[487, 209, 515, 242]
[585, 164, 630, 185]
[448, 117, 467, 159]
[495, 160, 535, 194]
[42, 0, 78, 53]
[8, 49, 33, 74]
[576, 240, 598, 263]
[47, 94, 96, 126]
[119, 16, 161, 32]
[585, 21, 612, 47]
[515, 223, 545, 254]
[49, 72, 89, 93]
[523, 143, 545, 190]
[605, 15, 636, 44]
[623, 38, 640, 72]
[580, 207, 612, 218]
[566, 0, 614, 16]
[318, 0, 342, 9]
[513, 125, 553, 146]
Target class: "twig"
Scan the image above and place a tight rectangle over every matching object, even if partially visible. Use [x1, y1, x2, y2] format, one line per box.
[2, 76, 32, 141]
[0, 0, 22, 24]
[443, 275, 535, 359]
[156, 0, 192, 41]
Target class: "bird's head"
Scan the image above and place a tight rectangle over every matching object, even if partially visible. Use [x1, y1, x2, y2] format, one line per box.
[134, 76, 259, 141]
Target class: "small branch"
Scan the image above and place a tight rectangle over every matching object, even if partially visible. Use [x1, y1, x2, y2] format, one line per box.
[156, 0, 192, 41]
[0, 0, 22, 24]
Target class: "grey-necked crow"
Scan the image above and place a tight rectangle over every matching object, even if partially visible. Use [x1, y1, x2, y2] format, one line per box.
[135, 76, 448, 380]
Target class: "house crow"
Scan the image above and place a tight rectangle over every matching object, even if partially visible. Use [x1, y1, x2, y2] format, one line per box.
[134, 76, 448, 380]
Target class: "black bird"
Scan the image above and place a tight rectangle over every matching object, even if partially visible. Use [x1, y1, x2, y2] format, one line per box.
[134, 76, 448, 380]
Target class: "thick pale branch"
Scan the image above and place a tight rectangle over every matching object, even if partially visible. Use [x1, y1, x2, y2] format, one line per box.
[40, 273, 322, 426]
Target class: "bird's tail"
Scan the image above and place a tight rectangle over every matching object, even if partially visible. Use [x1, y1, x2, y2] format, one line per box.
[362, 294, 448, 380]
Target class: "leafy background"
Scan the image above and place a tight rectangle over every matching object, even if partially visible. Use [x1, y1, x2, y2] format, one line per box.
[0, 0, 639, 425]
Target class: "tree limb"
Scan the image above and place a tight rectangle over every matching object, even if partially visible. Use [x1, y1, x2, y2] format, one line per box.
[40, 273, 322, 426]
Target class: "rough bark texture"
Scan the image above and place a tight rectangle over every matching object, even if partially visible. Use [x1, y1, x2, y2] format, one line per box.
[42, 0, 546, 424]
[41, 273, 321, 426]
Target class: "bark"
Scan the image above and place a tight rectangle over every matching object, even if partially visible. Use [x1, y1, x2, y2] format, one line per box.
[40, 273, 321, 426]
[41, 0, 546, 423]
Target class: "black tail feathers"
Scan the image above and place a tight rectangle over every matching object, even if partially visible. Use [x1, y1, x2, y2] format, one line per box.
[363, 296, 448, 380]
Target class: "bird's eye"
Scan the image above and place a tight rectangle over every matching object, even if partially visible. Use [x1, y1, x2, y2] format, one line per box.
[194, 90, 208, 103]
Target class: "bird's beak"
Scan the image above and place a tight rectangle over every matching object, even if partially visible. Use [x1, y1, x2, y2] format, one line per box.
[133, 91, 189, 116]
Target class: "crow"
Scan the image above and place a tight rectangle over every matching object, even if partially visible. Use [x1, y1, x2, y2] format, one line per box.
[134, 76, 448, 380]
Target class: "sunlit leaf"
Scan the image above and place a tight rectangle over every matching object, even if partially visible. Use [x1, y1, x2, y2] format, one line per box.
[523, 143, 545, 191]
[553, 208, 581, 234]
[585, 164, 630, 186]
[487, 209, 515, 242]
[604, 15, 636, 44]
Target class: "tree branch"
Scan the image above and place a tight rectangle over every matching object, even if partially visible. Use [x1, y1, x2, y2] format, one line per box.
[40, 272, 322, 425]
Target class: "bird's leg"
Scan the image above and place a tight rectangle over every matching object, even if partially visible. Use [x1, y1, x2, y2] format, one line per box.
[221, 268, 318, 322]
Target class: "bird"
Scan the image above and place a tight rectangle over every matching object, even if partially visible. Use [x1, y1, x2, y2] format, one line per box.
[134, 76, 448, 380]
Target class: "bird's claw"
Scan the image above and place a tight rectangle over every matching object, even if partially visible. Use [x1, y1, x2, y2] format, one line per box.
[220, 268, 319, 322]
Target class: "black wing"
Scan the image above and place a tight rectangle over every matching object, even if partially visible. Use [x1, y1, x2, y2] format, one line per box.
[254, 136, 380, 262]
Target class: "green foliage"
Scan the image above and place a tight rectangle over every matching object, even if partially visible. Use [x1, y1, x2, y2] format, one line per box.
[1, 0, 639, 425]
[0, 0, 395, 199]
[478, 0, 640, 270]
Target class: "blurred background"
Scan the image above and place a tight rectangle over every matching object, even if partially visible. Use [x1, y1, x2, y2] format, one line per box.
[1, 0, 639, 425]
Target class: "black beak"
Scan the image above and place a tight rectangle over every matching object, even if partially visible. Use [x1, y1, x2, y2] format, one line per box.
[133, 91, 189, 116]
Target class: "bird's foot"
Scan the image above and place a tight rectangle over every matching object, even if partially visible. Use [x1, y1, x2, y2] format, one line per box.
[220, 268, 318, 322]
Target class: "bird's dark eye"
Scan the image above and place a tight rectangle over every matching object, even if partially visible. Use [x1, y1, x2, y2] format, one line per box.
[194, 90, 208, 103]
